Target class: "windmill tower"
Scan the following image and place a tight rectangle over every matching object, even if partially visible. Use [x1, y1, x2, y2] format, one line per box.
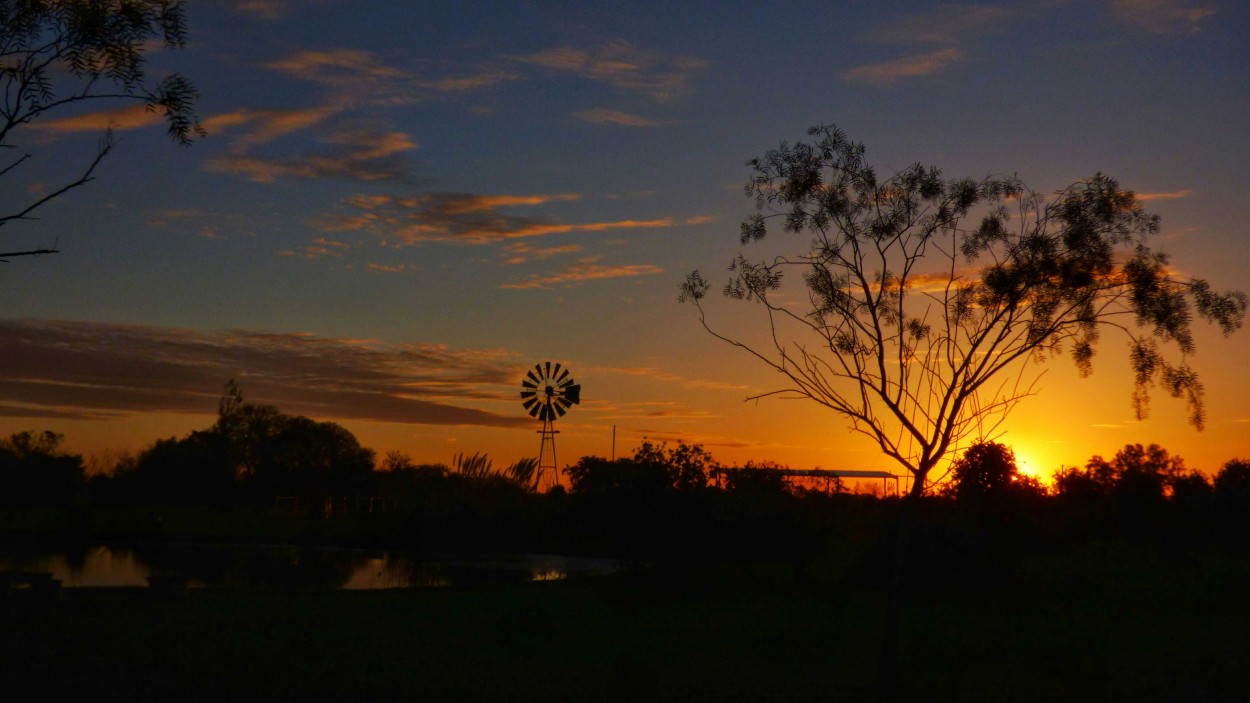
[520, 362, 580, 492]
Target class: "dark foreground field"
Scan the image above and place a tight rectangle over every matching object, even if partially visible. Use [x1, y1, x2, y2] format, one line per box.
[4, 547, 1248, 702]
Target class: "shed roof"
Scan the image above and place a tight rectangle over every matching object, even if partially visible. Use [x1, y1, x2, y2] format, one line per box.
[711, 468, 900, 480]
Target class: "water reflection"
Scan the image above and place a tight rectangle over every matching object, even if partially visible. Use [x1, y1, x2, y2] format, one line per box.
[0, 542, 618, 591]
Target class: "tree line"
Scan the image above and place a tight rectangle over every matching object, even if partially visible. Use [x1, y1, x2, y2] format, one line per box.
[2, 388, 1248, 512]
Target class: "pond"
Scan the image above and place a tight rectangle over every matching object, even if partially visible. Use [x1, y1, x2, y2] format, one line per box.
[0, 541, 620, 591]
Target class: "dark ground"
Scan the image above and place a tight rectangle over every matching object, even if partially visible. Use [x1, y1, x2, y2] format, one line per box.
[3, 546, 1248, 702]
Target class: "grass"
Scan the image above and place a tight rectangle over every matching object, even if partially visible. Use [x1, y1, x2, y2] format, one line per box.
[4, 553, 1248, 702]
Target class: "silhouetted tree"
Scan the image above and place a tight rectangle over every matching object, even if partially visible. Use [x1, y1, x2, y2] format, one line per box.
[943, 441, 1023, 502]
[1054, 443, 1194, 504]
[0, 430, 84, 505]
[212, 380, 287, 479]
[1052, 464, 1103, 500]
[720, 460, 790, 495]
[0, 0, 201, 260]
[1210, 457, 1250, 495]
[681, 125, 1246, 496]
[1210, 458, 1250, 542]
[1168, 469, 1212, 502]
[633, 439, 716, 492]
[1213, 459, 1250, 501]
[1104, 443, 1188, 500]
[121, 430, 235, 505]
[566, 441, 718, 496]
[565, 455, 668, 496]
[251, 415, 375, 500]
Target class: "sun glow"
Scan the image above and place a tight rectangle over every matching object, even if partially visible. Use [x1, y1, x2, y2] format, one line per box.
[1005, 442, 1061, 488]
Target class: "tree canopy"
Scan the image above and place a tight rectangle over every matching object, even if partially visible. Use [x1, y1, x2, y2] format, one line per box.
[682, 125, 1246, 496]
[942, 440, 1045, 503]
[0, 0, 200, 260]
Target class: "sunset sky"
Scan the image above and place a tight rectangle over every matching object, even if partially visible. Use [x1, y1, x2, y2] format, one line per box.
[2, 0, 1247, 482]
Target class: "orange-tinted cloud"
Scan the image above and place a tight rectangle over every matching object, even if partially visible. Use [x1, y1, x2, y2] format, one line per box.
[263, 49, 408, 90]
[205, 48, 498, 185]
[586, 399, 717, 421]
[202, 43, 520, 186]
[227, 0, 283, 19]
[365, 262, 411, 273]
[0, 319, 530, 428]
[30, 103, 164, 135]
[589, 365, 749, 391]
[514, 41, 708, 100]
[1137, 189, 1193, 201]
[264, 48, 520, 106]
[870, 5, 1007, 47]
[202, 106, 339, 148]
[280, 237, 350, 259]
[206, 127, 417, 183]
[843, 48, 963, 83]
[1110, 0, 1216, 33]
[322, 191, 672, 245]
[502, 242, 584, 265]
[574, 108, 658, 127]
[224, 0, 332, 20]
[500, 257, 663, 289]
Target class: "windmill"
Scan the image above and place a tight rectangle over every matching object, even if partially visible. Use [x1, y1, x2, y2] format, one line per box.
[520, 362, 580, 492]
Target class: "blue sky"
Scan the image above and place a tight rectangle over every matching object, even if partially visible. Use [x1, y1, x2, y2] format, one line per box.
[2, 0, 1248, 478]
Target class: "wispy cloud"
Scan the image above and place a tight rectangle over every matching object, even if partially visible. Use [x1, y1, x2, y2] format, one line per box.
[320, 192, 672, 245]
[843, 48, 964, 84]
[222, 0, 292, 20]
[500, 257, 664, 289]
[203, 48, 513, 185]
[146, 209, 256, 238]
[29, 104, 165, 136]
[206, 126, 418, 183]
[589, 365, 749, 391]
[514, 40, 708, 100]
[1159, 225, 1198, 242]
[627, 429, 769, 450]
[0, 319, 531, 428]
[584, 400, 717, 421]
[202, 106, 338, 148]
[1136, 189, 1193, 201]
[501, 241, 584, 265]
[365, 262, 412, 273]
[574, 108, 659, 127]
[279, 237, 351, 259]
[264, 49, 521, 107]
[264, 49, 408, 86]
[221, 0, 339, 21]
[1110, 0, 1216, 33]
[870, 5, 1008, 47]
[845, 4, 1012, 85]
[0, 404, 124, 420]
